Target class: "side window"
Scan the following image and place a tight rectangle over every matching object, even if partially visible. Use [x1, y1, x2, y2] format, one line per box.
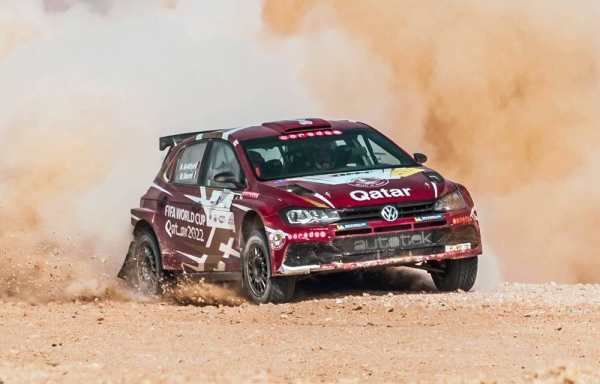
[173, 141, 208, 184]
[206, 141, 243, 188]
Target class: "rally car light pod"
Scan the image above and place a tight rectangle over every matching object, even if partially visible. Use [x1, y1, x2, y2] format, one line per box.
[287, 231, 328, 240]
[279, 130, 343, 141]
[452, 215, 474, 225]
[285, 209, 340, 225]
[433, 190, 467, 212]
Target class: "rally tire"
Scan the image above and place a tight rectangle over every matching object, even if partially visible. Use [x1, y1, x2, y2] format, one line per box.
[431, 256, 478, 292]
[132, 229, 164, 296]
[242, 229, 295, 304]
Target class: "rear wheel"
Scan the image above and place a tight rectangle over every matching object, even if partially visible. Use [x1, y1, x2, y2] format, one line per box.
[242, 230, 295, 304]
[431, 256, 478, 292]
[133, 229, 164, 296]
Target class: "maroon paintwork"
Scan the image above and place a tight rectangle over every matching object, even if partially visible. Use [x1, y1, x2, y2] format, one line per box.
[122, 118, 482, 281]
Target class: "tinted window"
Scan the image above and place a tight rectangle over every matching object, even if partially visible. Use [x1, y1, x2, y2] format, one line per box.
[173, 141, 208, 184]
[206, 140, 243, 188]
[241, 128, 416, 180]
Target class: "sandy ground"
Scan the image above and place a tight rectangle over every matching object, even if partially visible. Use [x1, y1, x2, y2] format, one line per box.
[0, 270, 599, 384]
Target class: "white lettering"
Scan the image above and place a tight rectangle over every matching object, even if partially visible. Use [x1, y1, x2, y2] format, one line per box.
[350, 188, 412, 201]
[179, 172, 195, 180]
[350, 190, 370, 201]
[164, 205, 206, 226]
[179, 162, 198, 171]
[165, 220, 205, 242]
[370, 190, 383, 199]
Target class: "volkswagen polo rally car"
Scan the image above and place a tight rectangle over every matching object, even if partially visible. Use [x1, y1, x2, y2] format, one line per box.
[118, 118, 483, 303]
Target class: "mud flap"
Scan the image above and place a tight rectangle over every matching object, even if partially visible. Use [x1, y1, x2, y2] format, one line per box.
[117, 241, 136, 282]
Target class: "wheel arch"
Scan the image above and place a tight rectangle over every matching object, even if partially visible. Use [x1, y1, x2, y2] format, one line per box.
[133, 219, 157, 238]
[240, 210, 266, 248]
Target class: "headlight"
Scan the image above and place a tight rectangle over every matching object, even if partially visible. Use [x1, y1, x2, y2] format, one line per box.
[434, 190, 467, 212]
[285, 209, 340, 225]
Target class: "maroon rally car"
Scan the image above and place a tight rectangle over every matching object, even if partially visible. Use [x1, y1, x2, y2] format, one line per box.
[118, 118, 483, 303]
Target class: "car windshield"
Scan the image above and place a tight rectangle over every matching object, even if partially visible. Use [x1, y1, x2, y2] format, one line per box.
[240, 128, 417, 181]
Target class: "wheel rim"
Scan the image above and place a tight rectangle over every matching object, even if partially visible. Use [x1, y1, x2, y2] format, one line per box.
[136, 241, 159, 293]
[246, 243, 269, 296]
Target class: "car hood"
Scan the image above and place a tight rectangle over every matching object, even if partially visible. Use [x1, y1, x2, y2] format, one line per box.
[258, 167, 453, 209]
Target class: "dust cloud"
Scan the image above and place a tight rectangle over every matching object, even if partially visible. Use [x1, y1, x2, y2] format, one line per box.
[260, 0, 600, 284]
[0, 0, 313, 303]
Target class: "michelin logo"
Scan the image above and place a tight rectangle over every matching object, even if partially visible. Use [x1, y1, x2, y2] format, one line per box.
[336, 222, 368, 230]
[414, 214, 444, 222]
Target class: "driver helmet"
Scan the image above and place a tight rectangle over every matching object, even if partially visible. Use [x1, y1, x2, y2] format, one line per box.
[310, 142, 337, 170]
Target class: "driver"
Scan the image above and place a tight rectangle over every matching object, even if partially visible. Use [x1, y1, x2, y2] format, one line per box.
[311, 142, 336, 170]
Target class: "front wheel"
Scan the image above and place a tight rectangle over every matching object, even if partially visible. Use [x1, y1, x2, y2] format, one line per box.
[242, 230, 295, 304]
[430, 256, 478, 292]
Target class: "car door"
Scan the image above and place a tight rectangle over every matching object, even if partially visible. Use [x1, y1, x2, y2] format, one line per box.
[158, 140, 211, 271]
[194, 139, 244, 272]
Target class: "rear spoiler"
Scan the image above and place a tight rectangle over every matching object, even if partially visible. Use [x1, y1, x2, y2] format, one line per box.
[159, 130, 220, 151]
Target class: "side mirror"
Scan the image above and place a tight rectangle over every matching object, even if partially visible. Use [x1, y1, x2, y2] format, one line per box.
[214, 171, 245, 189]
[414, 153, 428, 164]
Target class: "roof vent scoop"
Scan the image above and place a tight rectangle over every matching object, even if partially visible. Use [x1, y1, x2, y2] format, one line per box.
[262, 118, 331, 133]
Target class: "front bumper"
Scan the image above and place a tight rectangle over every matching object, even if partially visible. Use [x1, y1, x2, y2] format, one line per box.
[276, 221, 482, 276]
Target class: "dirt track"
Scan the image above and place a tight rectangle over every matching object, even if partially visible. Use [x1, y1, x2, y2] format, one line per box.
[0, 270, 599, 384]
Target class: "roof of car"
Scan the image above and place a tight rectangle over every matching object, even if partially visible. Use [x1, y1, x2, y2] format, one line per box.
[159, 119, 374, 152]
[201, 118, 372, 142]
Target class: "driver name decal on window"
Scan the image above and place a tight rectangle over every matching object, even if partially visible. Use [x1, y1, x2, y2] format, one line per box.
[177, 162, 200, 181]
[173, 141, 207, 184]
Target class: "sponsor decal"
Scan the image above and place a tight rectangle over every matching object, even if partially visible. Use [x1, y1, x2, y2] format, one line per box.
[163, 205, 208, 243]
[354, 231, 433, 252]
[414, 214, 444, 222]
[269, 230, 286, 250]
[336, 222, 368, 230]
[346, 177, 389, 188]
[350, 188, 412, 201]
[445, 243, 471, 252]
[279, 130, 342, 141]
[164, 205, 206, 226]
[242, 191, 260, 199]
[165, 220, 205, 242]
[390, 168, 423, 178]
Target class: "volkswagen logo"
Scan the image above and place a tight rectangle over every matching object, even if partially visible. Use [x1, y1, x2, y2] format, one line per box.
[381, 205, 399, 222]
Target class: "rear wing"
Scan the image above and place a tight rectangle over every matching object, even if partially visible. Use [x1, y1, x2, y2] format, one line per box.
[159, 130, 220, 151]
